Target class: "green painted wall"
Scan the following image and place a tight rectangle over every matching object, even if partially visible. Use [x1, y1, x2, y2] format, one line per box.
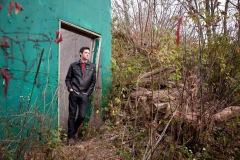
[0, 0, 111, 151]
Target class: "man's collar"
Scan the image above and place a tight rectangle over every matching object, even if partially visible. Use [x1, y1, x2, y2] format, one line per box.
[77, 60, 90, 65]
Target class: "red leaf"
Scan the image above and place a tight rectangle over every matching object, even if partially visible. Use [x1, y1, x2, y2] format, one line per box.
[176, 17, 183, 46]
[0, 4, 2, 10]
[56, 30, 60, 39]
[54, 31, 63, 43]
[1, 37, 10, 48]
[15, 2, 19, 8]
[132, 34, 137, 39]
[15, 2, 23, 14]
[58, 35, 63, 43]
[1, 69, 11, 97]
[15, 2, 24, 14]
[8, 2, 14, 16]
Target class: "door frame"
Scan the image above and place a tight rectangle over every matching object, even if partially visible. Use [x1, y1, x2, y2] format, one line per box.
[58, 19, 102, 129]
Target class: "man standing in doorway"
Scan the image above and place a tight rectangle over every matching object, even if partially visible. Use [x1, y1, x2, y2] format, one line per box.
[65, 47, 96, 145]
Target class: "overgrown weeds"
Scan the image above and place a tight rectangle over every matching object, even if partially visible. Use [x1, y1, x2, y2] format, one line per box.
[109, 0, 240, 159]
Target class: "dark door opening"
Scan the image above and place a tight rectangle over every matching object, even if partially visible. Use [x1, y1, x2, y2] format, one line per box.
[58, 20, 101, 133]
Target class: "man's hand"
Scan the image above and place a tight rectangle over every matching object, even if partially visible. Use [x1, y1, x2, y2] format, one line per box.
[69, 88, 73, 92]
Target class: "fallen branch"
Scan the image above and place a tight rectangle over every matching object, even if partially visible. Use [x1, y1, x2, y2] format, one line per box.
[139, 67, 175, 80]
[213, 106, 240, 122]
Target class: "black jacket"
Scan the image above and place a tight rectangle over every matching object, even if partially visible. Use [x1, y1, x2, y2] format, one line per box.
[65, 60, 96, 95]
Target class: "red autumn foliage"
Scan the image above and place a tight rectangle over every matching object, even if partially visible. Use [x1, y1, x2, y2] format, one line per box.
[1, 69, 11, 97]
[54, 30, 63, 43]
[8, 2, 14, 16]
[0, 37, 10, 48]
[176, 17, 182, 46]
[0, 4, 2, 10]
[132, 34, 137, 39]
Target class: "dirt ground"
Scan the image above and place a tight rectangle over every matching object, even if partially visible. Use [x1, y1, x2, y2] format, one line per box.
[55, 126, 123, 160]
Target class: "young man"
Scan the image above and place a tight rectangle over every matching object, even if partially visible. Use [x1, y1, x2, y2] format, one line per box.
[65, 47, 96, 145]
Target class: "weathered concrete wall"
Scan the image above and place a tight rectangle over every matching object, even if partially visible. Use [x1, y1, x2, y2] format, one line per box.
[0, 0, 111, 148]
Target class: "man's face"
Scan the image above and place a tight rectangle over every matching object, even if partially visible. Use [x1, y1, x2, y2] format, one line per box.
[80, 49, 90, 61]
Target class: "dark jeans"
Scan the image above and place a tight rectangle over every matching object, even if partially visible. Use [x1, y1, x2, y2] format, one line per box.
[68, 91, 88, 139]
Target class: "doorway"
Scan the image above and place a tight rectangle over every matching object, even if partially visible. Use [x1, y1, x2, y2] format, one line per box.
[58, 20, 101, 133]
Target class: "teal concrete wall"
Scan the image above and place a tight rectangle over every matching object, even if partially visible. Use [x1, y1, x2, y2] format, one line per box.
[0, 0, 111, 153]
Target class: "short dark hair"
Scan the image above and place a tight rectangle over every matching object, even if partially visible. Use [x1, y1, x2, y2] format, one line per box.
[79, 47, 90, 53]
